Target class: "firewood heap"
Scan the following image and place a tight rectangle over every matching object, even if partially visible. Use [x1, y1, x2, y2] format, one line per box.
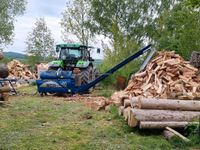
[7, 59, 36, 80]
[125, 51, 200, 100]
[110, 51, 200, 130]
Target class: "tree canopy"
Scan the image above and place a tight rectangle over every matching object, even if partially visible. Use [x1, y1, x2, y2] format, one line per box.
[25, 18, 55, 62]
[88, 0, 200, 59]
[0, 0, 27, 50]
[61, 0, 93, 46]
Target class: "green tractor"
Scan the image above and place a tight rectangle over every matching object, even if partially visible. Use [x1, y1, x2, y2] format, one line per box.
[47, 43, 100, 85]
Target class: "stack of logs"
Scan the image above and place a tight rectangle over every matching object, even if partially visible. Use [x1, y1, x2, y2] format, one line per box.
[0, 52, 11, 101]
[125, 51, 200, 100]
[7, 59, 36, 80]
[119, 97, 200, 129]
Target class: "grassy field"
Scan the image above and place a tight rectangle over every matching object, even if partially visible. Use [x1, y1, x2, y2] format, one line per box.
[0, 86, 199, 150]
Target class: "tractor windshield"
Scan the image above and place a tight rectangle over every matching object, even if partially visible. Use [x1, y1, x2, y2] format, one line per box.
[59, 48, 82, 59]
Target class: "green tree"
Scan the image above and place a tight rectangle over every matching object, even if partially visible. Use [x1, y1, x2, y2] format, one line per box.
[88, 0, 181, 42]
[25, 18, 55, 63]
[153, 2, 200, 59]
[61, 0, 93, 45]
[186, 0, 200, 7]
[0, 0, 27, 50]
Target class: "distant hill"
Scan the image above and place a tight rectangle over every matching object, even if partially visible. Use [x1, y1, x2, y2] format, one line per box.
[3, 52, 26, 59]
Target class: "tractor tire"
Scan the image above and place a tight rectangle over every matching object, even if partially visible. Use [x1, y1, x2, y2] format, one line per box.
[81, 66, 94, 85]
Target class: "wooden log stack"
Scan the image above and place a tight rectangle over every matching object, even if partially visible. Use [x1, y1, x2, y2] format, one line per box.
[124, 51, 200, 100]
[7, 59, 36, 80]
[118, 97, 200, 129]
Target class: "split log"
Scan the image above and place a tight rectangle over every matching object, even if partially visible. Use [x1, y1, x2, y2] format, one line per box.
[118, 106, 125, 116]
[139, 121, 191, 129]
[0, 86, 11, 93]
[129, 109, 200, 127]
[0, 64, 9, 78]
[133, 98, 200, 111]
[166, 127, 190, 142]
[163, 130, 176, 140]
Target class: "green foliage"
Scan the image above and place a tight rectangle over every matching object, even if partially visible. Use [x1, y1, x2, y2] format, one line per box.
[153, 3, 200, 59]
[99, 22, 142, 85]
[0, 0, 27, 48]
[25, 18, 55, 62]
[185, 0, 200, 7]
[61, 0, 93, 45]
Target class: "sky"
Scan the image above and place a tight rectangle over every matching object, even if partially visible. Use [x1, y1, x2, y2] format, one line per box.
[5, 0, 104, 59]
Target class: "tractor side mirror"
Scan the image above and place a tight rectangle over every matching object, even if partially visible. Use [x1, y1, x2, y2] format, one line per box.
[97, 48, 101, 54]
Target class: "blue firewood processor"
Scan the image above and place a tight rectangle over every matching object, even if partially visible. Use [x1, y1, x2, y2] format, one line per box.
[36, 43, 152, 96]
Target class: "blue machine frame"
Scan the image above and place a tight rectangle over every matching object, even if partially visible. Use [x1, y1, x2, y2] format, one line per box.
[36, 45, 152, 94]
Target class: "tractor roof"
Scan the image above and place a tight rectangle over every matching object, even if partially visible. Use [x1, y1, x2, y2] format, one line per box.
[56, 43, 87, 48]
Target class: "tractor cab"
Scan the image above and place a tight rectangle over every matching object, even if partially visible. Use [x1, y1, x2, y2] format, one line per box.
[49, 43, 96, 71]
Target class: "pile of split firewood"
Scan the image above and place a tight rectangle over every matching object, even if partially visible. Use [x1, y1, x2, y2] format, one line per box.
[7, 59, 36, 80]
[110, 51, 200, 132]
[0, 52, 11, 101]
[125, 51, 200, 100]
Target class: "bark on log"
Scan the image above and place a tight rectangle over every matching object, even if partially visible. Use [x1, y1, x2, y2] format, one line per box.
[124, 99, 131, 108]
[139, 121, 191, 129]
[0, 64, 9, 78]
[163, 130, 176, 140]
[129, 109, 200, 127]
[133, 98, 200, 111]
[190, 51, 200, 68]
[123, 107, 131, 121]
[118, 106, 124, 116]
[0, 86, 11, 93]
[130, 97, 139, 108]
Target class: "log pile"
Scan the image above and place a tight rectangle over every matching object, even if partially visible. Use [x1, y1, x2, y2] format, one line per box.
[110, 51, 200, 130]
[125, 51, 200, 100]
[7, 59, 36, 80]
[118, 97, 200, 129]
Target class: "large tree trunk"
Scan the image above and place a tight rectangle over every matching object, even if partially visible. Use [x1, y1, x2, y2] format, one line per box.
[0, 64, 9, 78]
[128, 109, 200, 127]
[131, 98, 200, 111]
[139, 121, 193, 129]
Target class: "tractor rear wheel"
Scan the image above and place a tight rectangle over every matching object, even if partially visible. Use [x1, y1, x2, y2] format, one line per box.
[81, 66, 94, 85]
